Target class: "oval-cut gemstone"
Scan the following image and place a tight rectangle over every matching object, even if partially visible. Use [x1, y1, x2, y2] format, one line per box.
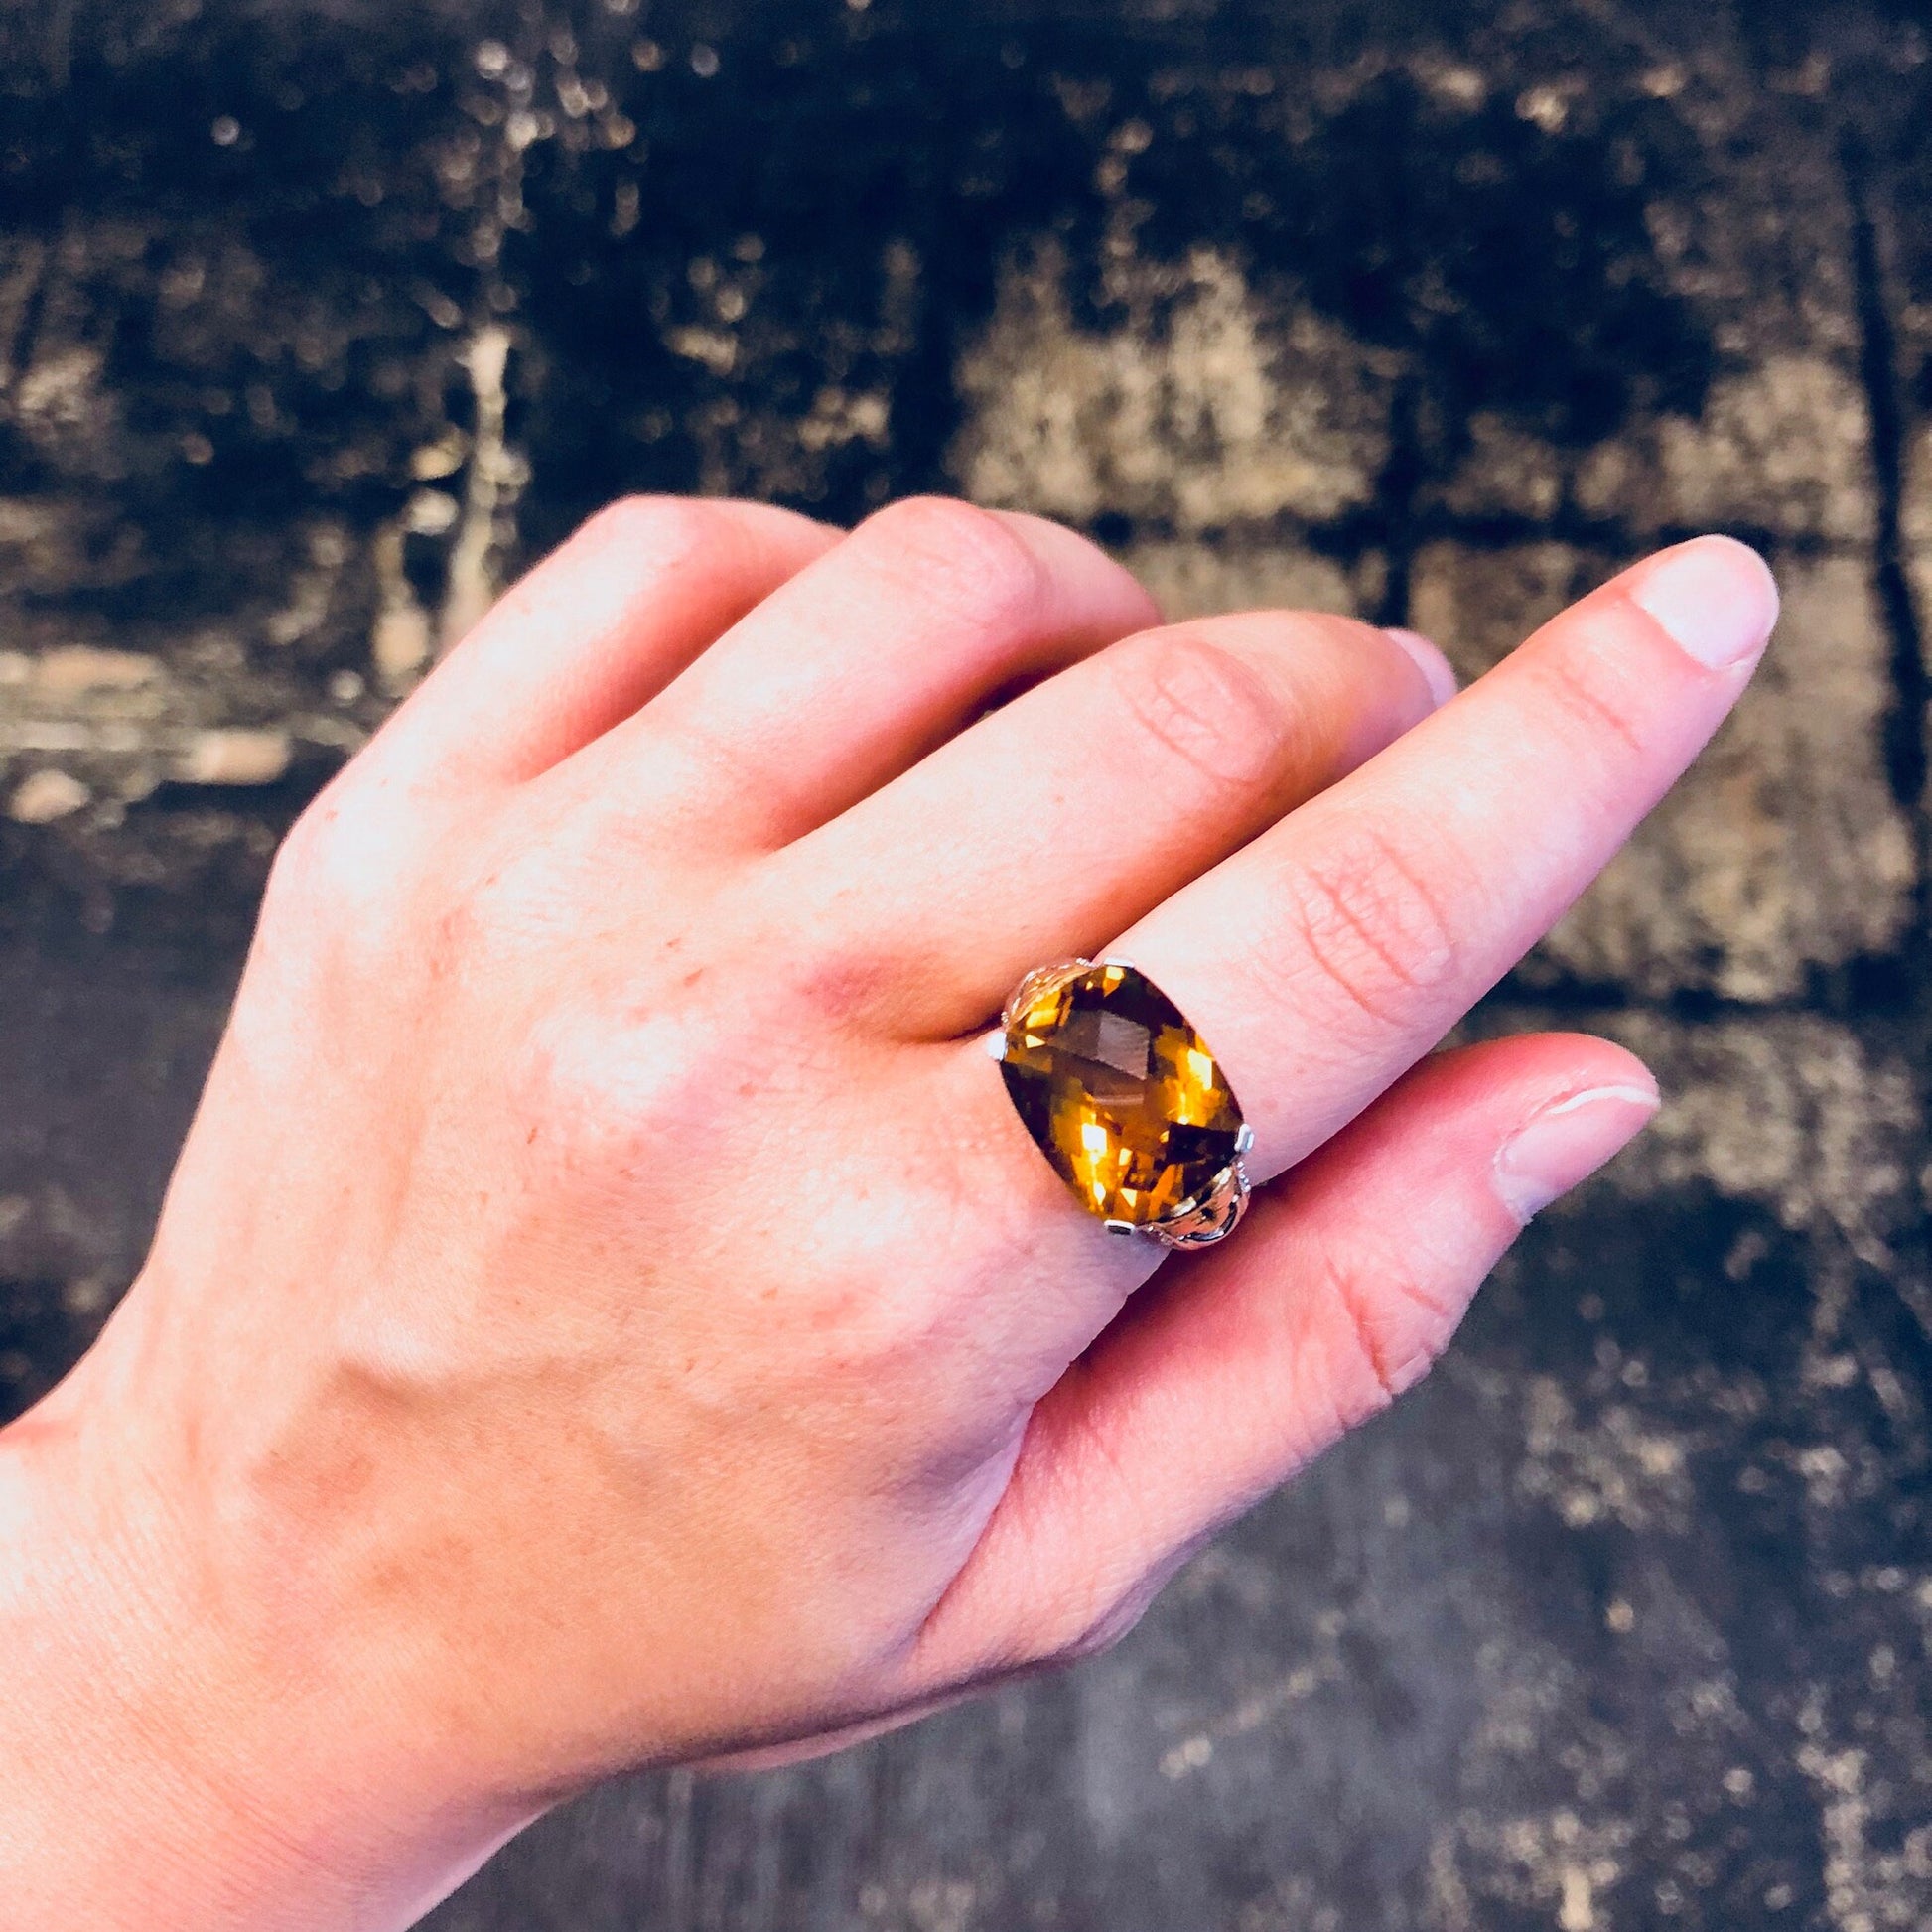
[1001, 961, 1244, 1225]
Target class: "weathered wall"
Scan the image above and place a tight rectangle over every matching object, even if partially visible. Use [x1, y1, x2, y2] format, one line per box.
[1, 3, 1929, 1927]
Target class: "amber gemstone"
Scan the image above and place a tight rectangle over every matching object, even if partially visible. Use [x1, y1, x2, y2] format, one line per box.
[1001, 962, 1244, 1225]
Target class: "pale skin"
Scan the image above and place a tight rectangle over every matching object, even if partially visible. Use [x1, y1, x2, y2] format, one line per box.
[0, 496, 1778, 1928]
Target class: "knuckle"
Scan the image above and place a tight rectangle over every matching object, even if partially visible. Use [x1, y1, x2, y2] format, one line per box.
[567, 492, 758, 587]
[1112, 630, 1300, 797]
[262, 784, 360, 919]
[1314, 1246, 1456, 1431]
[264, 781, 541, 1006]
[1523, 646, 1650, 760]
[1275, 823, 1464, 1029]
[574, 491, 716, 557]
[858, 495, 1049, 628]
[565, 494, 834, 593]
[241, 795, 396, 1063]
[262, 811, 325, 912]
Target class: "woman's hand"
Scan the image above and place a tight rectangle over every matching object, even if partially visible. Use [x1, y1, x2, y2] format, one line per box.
[0, 497, 1776, 1929]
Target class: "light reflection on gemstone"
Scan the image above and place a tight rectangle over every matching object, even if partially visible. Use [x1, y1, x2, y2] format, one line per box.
[1001, 962, 1244, 1225]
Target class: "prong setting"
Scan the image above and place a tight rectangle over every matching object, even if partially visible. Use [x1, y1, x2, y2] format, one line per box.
[981, 1028, 1008, 1062]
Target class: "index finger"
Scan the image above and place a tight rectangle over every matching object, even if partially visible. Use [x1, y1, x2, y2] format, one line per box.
[1112, 535, 1779, 1177]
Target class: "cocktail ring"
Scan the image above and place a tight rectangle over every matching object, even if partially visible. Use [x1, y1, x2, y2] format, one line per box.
[985, 958, 1252, 1250]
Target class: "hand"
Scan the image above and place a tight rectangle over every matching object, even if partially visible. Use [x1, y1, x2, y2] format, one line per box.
[0, 497, 1776, 1929]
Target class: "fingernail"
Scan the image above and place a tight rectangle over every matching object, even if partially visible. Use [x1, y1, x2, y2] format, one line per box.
[1630, 536, 1780, 671]
[1384, 627, 1459, 709]
[1492, 1083, 1660, 1226]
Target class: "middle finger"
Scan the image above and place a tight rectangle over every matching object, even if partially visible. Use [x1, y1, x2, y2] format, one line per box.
[781, 610, 1450, 1034]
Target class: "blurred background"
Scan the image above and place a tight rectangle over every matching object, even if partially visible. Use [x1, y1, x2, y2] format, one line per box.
[2, 1, 1930, 1924]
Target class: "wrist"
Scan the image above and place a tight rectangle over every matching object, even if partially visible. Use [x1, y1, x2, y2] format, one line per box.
[0, 1389, 304, 1926]
[0, 1336, 525, 1930]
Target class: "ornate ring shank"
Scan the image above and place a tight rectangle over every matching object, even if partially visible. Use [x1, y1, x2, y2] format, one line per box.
[1132, 1156, 1251, 1250]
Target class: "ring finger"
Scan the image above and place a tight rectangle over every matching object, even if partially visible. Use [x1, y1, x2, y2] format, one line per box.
[1101, 536, 1778, 1180]
[892, 536, 1773, 1378]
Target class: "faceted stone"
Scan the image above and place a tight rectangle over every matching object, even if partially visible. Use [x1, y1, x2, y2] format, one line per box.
[1001, 962, 1244, 1225]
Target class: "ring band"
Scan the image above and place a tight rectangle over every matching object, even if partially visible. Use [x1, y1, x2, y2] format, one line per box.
[987, 958, 1252, 1250]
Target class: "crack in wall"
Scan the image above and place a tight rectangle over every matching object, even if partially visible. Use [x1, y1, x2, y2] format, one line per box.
[1841, 131, 1930, 839]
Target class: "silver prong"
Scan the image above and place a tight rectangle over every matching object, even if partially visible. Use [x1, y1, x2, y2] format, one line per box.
[1103, 1219, 1139, 1238]
[1235, 1123, 1255, 1155]
[1098, 954, 1137, 971]
[981, 1028, 1008, 1062]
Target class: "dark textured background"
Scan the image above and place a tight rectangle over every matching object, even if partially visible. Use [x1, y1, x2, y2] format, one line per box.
[3, 2, 1931, 1925]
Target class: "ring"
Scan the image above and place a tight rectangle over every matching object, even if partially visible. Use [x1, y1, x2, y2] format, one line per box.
[986, 958, 1252, 1250]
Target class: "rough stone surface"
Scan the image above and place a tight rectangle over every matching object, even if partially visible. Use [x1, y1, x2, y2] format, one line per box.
[3, 3, 1932, 1928]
